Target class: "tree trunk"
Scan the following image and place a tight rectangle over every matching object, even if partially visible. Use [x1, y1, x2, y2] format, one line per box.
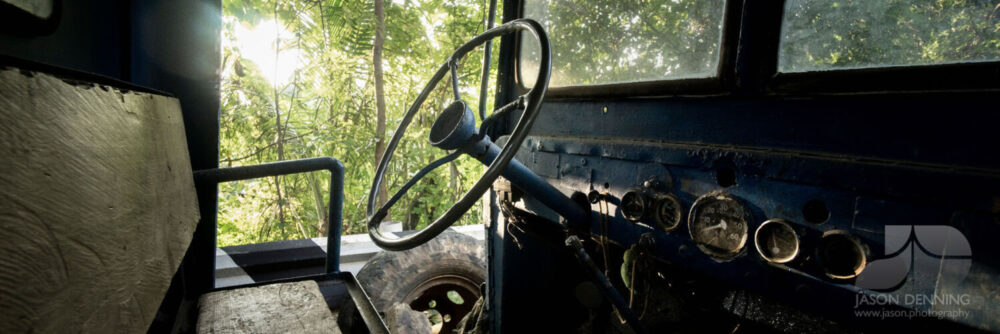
[403, 198, 418, 231]
[449, 161, 460, 200]
[309, 173, 329, 237]
[373, 0, 389, 220]
[271, 1, 287, 237]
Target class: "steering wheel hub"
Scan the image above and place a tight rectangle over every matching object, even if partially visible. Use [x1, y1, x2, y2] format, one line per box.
[429, 101, 477, 151]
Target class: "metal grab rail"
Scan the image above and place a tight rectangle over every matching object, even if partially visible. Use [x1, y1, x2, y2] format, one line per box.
[194, 157, 345, 274]
[195, 158, 389, 333]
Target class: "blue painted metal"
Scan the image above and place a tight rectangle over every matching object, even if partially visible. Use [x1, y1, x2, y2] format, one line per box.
[528, 98, 1000, 170]
[492, 108, 1000, 330]
[431, 101, 591, 227]
[482, 2, 1000, 331]
[193, 157, 346, 274]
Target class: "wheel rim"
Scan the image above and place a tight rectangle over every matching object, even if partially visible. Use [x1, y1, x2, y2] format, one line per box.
[404, 274, 481, 334]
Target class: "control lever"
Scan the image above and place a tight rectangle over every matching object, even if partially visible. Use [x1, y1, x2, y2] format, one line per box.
[565, 235, 649, 334]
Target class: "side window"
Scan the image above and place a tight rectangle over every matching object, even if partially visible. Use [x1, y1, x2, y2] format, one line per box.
[519, 0, 728, 87]
[779, 0, 1000, 72]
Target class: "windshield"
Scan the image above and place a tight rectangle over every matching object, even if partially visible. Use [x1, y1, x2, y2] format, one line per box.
[519, 0, 727, 87]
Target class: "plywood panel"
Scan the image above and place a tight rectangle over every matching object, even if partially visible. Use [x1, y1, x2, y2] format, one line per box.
[0, 68, 200, 333]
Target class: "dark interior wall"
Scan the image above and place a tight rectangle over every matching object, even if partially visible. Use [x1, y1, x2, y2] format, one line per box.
[131, 0, 222, 178]
[0, 0, 128, 79]
[0, 0, 221, 173]
[129, 3, 222, 331]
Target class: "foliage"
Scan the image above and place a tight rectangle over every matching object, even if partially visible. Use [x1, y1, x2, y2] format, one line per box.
[520, 0, 999, 85]
[218, 0, 999, 246]
[780, 0, 1000, 71]
[218, 0, 502, 246]
[520, 0, 727, 86]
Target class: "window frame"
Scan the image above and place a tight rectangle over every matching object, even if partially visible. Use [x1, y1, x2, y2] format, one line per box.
[511, 0, 1000, 99]
[513, 0, 743, 98]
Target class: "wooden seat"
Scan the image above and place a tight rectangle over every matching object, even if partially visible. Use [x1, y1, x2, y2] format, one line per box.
[0, 68, 201, 333]
[197, 280, 342, 333]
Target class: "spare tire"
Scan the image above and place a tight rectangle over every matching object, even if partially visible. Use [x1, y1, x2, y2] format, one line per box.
[340, 230, 485, 333]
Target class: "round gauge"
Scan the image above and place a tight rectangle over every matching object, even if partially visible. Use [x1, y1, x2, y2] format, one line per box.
[688, 192, 749, 259]
[754, 219, 800, 263]
[817, 230, 867, 279]
[653, 194, 682, 232]
[620, 190, 647, 222]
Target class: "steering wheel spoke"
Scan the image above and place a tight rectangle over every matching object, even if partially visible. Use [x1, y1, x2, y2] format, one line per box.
[370, 151, 462, 224]
[449, 59, 462, 102]
[477, 96, 525, 139]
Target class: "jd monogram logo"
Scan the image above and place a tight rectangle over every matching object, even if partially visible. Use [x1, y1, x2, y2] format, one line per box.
[856, 225, 971, 291]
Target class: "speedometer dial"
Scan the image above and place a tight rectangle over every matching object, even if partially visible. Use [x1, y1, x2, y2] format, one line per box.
[688, 192, 749, 259]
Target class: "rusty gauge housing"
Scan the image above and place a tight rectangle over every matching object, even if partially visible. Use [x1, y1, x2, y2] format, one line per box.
[652, 194, 682, 232]
[688, 191, 749, 259]
[620, 189, 648, 222]
[817, 230, 867, 280]
[754, 219, 800, 264]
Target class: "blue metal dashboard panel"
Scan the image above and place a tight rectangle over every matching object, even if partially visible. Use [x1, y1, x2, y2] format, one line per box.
[527, 98, 1000, 170]
[492, 96, 1000, 331]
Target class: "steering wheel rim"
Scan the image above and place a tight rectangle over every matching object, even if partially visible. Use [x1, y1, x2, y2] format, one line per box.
[366, 19, 551, 251]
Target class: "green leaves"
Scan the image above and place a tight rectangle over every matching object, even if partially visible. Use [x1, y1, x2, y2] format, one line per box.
[779, 0, 1000, 71]
[219, 0, 497, 246]
[521, 0, 727, 86]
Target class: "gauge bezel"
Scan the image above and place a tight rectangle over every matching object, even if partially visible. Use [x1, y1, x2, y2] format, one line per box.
[754, 218, 800, 264]
[620, 189, 647, 222]
[687, 191, 750, 260]
[816, 230, 868, 280]
[653, 194, 683, 232]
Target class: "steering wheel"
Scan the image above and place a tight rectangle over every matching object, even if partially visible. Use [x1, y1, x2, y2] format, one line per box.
[366, 19, 551, 251]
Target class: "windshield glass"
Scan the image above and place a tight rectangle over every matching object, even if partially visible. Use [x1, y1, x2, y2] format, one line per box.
[779, 0, 1000, 72]
[519, 0, 727, 87]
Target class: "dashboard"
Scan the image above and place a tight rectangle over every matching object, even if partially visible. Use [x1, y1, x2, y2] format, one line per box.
[490, 97, 1000, 333]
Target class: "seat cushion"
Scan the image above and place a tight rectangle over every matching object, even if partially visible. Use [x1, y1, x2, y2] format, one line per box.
[197, 280, 341, 333]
